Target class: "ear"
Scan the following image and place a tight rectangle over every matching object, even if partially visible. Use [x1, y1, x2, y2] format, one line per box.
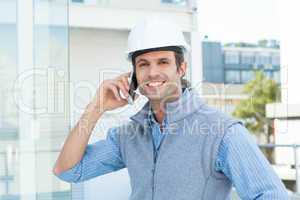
[178, 62, 187, 77]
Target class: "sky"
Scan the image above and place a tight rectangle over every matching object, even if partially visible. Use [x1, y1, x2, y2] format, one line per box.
[197, 0, 280, 43]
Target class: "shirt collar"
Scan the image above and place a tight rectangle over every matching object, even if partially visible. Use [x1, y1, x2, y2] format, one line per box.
[147, 108, 157, 125]
[130, 88, 205, 126]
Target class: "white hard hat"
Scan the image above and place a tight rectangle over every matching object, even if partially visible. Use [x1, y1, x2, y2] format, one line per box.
[126, 17, 190, 60]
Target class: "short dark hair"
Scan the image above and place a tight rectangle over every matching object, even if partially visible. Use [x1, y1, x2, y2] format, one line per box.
[131, 46, 191, 88]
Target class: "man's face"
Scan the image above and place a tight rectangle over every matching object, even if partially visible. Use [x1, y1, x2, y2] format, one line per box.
[134, 50, 186, 101]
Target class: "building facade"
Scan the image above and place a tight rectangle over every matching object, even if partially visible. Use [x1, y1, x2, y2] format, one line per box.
[0, 0, 199, 200]
[202, 41, 280, 84]
[200, 41, 280, 116]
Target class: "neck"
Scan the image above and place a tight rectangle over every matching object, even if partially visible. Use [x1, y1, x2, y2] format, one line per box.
[149, 88, 183, 124]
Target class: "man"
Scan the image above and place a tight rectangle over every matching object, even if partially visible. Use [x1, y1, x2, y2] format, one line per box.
[53, 18, 289, 199]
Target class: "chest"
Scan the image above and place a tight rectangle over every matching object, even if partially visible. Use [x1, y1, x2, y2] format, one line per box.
[125, 133, 213, 185]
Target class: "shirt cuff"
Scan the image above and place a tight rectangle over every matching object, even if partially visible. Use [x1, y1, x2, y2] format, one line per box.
[55, 161, 82, 183]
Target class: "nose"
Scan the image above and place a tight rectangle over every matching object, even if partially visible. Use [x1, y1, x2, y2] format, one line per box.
[148, 63, 161, 79]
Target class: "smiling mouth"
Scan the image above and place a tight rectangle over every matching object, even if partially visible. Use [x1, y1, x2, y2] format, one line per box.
[146, 81, 166, 87]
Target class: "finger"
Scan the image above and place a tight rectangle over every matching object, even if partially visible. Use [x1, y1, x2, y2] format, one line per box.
[107, 83, 121, 101]
[124, 71, 131, 78]
[115, 80, 129, 99]
[121, 76, 130, 91]
[120, 72, 131, 89]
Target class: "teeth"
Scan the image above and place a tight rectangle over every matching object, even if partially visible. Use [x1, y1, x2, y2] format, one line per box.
[148, 81, 164, 87]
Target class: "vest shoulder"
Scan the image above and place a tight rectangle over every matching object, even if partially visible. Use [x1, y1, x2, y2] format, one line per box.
[191, 103, 243, 131]
[110, 120, 147, 139]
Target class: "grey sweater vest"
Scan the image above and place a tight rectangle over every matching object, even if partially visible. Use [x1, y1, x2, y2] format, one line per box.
[114, 89, 241, 200]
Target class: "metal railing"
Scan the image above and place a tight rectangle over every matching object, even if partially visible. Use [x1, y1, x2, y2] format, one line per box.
[258, 144, 300, 194]
[228, 144, 300, 199]
[0, 149, 64, 200]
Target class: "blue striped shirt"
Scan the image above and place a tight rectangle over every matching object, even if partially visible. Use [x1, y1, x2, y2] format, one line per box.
[56, 111, 288, 199]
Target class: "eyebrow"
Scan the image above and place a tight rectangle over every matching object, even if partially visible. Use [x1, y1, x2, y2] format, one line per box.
[136, 57, 171, 65]
[158, 58, 171, 62]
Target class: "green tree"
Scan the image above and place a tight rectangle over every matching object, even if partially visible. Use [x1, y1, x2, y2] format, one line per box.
[233, 71, 280, 160]
[233, 71, 280, 136]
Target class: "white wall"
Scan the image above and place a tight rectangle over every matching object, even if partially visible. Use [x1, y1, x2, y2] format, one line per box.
[272, 0, 300, 166]
[274, 119, 300, 165]
[69, 28, 135, 199]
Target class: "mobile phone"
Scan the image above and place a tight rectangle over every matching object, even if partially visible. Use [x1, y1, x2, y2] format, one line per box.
[127, 71, 138, 105]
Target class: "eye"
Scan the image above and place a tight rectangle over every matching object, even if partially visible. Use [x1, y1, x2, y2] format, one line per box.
[137, 63, 148, 68]
[159, 60, 169, 65]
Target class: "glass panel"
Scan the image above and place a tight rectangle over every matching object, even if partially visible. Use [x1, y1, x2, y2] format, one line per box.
[255, 53, 271, 65]
[271, 54, 280, 66]
[224, 51, 239, 64]
[72, 0, 84, 3]
[161, 0, 187, 6]
[241, 52, 254, 65]
[273, 70, 280, 83]
[0, 0, 70, 200]
[265, 71, 273, 79]
[0, 1, 18, 200]
[34, 0, 70, 199]
[82, 0, 190, 9]
[241, 70, 255, 83]
[225, 70, 241, 84]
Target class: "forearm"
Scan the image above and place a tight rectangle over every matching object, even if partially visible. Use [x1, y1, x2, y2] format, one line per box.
[53, 101, 104, 175]
[53, 72, 131, 177]
[218, 123, 289, 199]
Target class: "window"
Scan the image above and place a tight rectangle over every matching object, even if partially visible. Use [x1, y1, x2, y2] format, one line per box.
[271, 54, 280, 66]
[255, 53, 270, 65]
[0, 1, 70, 199]
[241, 70, 254, 83]
[264, 64, 273, 70]
[224, 51, 239, 64]
[72, 0, 84, 3]
[241, 52, 254, 65]
[225, 70, 241, 83]
[264, 71, 273, 79]
[273, 70, 280, 83]
[161, 0, 187, 5]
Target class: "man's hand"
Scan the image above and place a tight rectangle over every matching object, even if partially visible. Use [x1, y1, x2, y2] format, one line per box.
[93, 72, 135, 112]
[53, 72, 136, 175]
